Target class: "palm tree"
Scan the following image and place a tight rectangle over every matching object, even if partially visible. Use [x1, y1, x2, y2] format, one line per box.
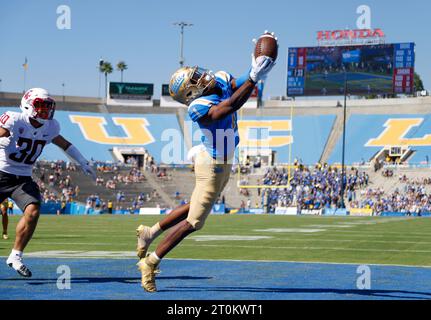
[117, 61, 128, 83]
[414, 72, 425, 92]
[99, 61, 113, 99]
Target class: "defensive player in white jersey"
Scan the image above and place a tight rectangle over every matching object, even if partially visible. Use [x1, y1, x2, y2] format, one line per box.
[0, 88, 96, 277]
[135, 33, 276, 292]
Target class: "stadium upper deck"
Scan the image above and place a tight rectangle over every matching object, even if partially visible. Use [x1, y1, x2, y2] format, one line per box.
[1, 92, 430, 166]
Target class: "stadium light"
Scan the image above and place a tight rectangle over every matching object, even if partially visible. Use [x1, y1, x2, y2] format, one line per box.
[173, 22, 193, 67]
[98, 58, 104, 98]
[340, 65, 348, 209]
[62, 82, 65, 102]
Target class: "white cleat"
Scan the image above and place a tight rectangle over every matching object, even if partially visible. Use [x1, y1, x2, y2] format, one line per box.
[136, 225, 152, 259]
[6, 256, 32, 278]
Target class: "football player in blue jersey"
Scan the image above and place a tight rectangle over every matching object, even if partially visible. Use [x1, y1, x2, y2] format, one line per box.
[136, 33, 276, 292]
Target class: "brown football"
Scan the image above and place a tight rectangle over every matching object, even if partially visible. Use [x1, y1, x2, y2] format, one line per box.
[254, 32, 278, 61]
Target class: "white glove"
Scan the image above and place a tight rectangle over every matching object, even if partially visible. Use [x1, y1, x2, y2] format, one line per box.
[249, 55, 275, 83]
[81, 162, 97, 181]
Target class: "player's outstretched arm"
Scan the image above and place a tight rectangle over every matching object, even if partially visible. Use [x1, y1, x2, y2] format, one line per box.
[201, 56, 274, 123]
[52, 135, 97, 181]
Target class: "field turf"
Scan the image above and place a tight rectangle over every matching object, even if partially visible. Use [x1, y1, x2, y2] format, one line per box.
[1, 214, 431, 267]
[1, 215, 431, 300]
[305, 72, 393, 94]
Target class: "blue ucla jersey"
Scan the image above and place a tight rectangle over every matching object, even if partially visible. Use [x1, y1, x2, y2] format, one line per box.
[188, 71, 239, 159]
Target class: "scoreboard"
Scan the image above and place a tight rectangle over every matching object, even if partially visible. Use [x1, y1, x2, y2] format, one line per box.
[393, 43, 415, 94]
[287, 43, 415, 96]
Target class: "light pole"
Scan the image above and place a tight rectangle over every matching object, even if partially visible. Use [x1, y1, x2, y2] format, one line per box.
[98, 58, 104, 98]
[340, 65, 348, 209]
[62, 82, 65, 102]
[173, 22, 193, 67]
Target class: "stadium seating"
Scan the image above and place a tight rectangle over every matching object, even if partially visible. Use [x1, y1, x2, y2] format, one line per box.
[185, 113, 336, 164]
[34, 161, 169, 212]
[0, 107, 185, 164]
[2, 95, 431, 215]
[329, 114, 431, 164]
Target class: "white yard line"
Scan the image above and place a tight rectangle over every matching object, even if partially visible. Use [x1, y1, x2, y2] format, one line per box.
[180, 243, 431, 254]
[22, 241, 431, 253]
[2, 251, 430, 269]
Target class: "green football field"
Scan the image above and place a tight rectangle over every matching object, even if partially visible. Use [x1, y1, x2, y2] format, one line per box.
[1, 215, 431, 267]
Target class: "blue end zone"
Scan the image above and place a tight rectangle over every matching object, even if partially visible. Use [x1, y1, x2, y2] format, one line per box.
[1, 258, 430, 300]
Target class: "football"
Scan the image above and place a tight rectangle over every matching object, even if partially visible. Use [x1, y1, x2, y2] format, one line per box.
[254, 32, 278, 61]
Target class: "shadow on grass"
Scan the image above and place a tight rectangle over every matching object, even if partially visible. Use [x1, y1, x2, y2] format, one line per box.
[160, 285, 431, 300]
[0, 275, 212, 285]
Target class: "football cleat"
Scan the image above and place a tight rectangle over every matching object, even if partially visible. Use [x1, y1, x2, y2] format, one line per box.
[136, 225, 152, 259]
[2, 233, 8, 240]
[6, 256, 32, 278]
[137, 257, 157, 293]
[146, 252, 161, 275]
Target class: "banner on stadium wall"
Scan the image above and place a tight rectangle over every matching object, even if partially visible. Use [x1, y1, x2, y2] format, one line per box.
[415, 212, 431, 217]
[139, 208, 161, 215]
[349, 208, 373, 216]
[323, 208, 348, 216]
[249, 208, 265, 215]
[381, 212, 406, 217]
[275, 207, 298, 215]
[301, 209, 322, 216]
[107, 82, 154, 106]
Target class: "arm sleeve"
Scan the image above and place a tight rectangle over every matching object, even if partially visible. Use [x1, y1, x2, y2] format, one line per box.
[64, 144, 88, 166]
[234, 69, 252, 88]
[188, 98, 213, 122]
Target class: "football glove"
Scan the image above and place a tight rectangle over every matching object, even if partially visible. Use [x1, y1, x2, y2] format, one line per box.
[81, 162, 97, 181]
[249, 55, 275, 83]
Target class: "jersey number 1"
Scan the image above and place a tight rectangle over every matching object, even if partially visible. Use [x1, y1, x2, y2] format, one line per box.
[9, 138, 46, 165]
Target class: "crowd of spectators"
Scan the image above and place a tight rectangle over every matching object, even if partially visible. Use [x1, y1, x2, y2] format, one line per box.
[398, 175, 431, 186]
[95, 167, 145, 190]
[350, 170, 431, 214]
[33, 159, 154, 212]
[35, 161, 78, 204]
[351, 184, 431, 215]
[261, 164, 370, 213]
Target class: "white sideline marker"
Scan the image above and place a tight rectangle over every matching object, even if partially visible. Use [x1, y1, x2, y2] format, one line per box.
[254, 228, 326, 233]
[190, 235, 273, 241]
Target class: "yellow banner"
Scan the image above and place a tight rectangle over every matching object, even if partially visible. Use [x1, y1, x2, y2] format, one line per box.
[349, 208, 373, 216]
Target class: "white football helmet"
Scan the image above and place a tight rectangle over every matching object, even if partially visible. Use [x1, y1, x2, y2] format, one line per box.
[20, 88, 56, 123]
[169, 66, 217, 105]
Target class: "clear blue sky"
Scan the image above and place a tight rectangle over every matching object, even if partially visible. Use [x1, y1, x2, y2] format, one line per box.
[0, 0, 429, 99]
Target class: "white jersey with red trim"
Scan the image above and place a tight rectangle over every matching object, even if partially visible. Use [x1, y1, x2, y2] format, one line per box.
[0, 111, 60, 176]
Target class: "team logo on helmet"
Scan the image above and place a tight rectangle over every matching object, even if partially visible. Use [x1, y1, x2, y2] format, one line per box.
[170, 72, 186, 95]
[20, 88, 56, 124]
[169, 67, 217, 105]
